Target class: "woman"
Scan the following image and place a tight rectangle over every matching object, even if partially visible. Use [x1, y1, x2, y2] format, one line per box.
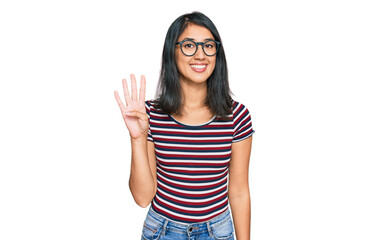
[114, 12, 254, 240]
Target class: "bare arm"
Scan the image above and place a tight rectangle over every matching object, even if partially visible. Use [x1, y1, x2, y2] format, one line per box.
[228, 136, 253, 240]
[114, 74, 157, 207]
[129, 139, 157, 207]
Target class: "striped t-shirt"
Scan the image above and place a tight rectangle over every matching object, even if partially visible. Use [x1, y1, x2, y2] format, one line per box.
[145, 100, 254, 223]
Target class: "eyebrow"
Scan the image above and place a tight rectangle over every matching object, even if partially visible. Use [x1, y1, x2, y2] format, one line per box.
[181, 37, 215, 41]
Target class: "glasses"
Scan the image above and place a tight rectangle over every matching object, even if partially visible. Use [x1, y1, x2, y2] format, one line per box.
[176, 39, 220, 56]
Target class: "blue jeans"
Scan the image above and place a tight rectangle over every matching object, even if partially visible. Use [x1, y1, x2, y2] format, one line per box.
[141, 207, 235, 240]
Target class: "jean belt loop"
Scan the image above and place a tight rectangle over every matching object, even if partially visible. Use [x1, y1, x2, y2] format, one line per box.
[207, 221, 212, 237]
[162, 219, 169, 236]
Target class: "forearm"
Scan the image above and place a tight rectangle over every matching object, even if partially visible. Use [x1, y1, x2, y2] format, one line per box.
[229, 192, 251, 240]
[129, 137, 156, 207]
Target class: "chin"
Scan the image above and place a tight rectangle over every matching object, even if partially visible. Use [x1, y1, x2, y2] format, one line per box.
[185, 72, 211, 83]
[185, 76, 209, 84]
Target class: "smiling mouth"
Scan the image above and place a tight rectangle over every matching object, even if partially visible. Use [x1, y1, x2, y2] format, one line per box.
[190, 64, 207, 72]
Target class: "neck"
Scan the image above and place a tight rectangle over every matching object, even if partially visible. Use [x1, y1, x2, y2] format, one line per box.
[179, 78, 208, 113]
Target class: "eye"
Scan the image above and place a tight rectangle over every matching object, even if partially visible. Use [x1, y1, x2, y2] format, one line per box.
[184, 43, 194, 49]
[204, 42, 216, 49]
[205, 43, 214, 49]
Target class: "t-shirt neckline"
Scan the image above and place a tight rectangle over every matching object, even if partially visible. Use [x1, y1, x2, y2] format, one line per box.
[168, 114, 217, 128]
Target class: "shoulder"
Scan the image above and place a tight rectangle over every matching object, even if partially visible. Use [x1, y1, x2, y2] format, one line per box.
[145, 100, 164, 115]
[231, 100, 251, 118]
[231, 100, 255, 140]
[145, 100, 155, 116]
[145, 100, 155, 109]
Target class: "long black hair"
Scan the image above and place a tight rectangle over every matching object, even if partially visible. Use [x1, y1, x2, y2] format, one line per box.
[154, 11, 233, 120]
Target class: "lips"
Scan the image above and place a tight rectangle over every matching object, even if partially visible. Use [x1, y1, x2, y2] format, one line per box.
[190, 64, 207, 72]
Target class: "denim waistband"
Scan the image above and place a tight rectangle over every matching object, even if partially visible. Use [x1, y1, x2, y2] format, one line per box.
[147, 207, 231, 234]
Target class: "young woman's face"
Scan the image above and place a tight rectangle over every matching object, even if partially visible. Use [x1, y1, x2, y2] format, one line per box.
[175, 24, 216, 85]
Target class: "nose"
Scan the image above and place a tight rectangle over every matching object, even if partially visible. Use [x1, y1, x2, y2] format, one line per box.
[194, 45, 206, 59]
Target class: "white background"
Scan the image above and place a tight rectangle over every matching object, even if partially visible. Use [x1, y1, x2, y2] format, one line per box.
[1, 0, 371, 239]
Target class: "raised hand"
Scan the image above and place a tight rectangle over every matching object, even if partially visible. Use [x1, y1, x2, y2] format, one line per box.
[114, 74, 148, 140]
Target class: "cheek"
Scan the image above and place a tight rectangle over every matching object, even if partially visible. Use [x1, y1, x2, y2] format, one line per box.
[176, 61, 187, 74]
[175, 53, 188, 71]
[209, 59, 216, 73]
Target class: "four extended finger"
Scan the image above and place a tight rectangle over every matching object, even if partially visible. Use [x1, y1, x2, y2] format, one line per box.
[130, 74, 138, 101]
[122, 78, 131, 106]
[114, 90, 126, 114]
[139, 75, 146, 104]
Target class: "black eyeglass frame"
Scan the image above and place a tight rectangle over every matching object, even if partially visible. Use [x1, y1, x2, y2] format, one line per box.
[175, 39, 221, 57]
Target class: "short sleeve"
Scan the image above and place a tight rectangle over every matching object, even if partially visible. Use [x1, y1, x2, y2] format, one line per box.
[145, 101, 153, 142]
[232, 102, 255, 143]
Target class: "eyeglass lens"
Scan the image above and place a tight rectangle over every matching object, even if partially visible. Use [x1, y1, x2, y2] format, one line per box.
[181, 40, 217, 56]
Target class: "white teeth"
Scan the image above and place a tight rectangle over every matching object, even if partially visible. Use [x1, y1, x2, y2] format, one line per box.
[191, 65, 206, 69]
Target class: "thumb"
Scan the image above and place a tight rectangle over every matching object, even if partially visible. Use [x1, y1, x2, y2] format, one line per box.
[125, 110, 148, 121]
